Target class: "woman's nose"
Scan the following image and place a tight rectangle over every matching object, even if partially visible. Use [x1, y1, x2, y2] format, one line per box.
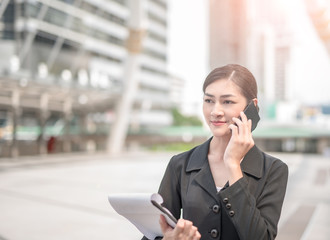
[211, 104, 224, 117]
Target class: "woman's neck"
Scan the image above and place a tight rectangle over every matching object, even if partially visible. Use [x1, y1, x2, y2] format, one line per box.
[209, 136, 230, 161]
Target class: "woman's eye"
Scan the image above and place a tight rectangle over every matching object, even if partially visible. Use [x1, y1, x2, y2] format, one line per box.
[204, 99, 212, 103]
[224, 100, 234, 104]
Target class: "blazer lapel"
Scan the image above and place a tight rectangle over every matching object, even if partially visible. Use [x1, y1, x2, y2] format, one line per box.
[193, 161, 218, 202]
[186, 138, 218, 202]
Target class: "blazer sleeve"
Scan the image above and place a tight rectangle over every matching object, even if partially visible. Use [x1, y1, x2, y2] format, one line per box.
[218, 159, 289, 240]
[157, 155, 183, 220]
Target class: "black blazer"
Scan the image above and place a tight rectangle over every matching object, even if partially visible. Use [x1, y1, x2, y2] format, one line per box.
[143, 138, 288, 240]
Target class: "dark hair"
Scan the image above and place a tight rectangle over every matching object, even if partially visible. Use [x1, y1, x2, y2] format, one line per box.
[203, 64, 258, 108]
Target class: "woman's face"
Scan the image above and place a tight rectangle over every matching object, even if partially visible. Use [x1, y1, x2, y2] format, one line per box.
[203, 79, 248, 138]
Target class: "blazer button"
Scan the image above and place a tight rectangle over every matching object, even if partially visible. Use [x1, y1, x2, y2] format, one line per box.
[210, 229, 218, 238]
[212, 204, 220, 213]
[226, 203, 232, 209]
[223, 197, 229, 203]
[229, 210, 235, 217]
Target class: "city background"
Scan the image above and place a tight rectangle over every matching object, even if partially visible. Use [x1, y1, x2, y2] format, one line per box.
[1, 0, 330, 157]
[0, 0, 330, 240]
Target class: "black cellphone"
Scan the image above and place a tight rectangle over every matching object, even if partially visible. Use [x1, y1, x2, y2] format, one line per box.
[151, 200, 178, 224]
[239, 101, 260, 132]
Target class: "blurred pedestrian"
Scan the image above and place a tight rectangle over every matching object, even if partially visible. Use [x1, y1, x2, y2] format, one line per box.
[47, 136, 56, 153]
[142, 64, 288, 240]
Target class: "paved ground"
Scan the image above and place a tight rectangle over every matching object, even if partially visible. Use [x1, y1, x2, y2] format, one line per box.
[0, 150, 329, 240]
[276, 153, 330, 240]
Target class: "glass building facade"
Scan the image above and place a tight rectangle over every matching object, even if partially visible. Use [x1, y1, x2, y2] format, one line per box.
[0, 0, 170, 157]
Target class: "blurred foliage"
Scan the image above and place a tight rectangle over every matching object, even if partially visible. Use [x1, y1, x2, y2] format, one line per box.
[171, 108, 202, 126]
[148, 142, 200, 152]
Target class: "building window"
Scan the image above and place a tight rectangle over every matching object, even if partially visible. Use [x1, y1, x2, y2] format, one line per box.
[102, 11, 126, 26]
[0, 2, 15, 39]
[57, 0, 76, 4]
[25, 2, 42, 18]
[81, 2, 99, 13]
[148, 12, 166, 27]
[111, 0, 127, 6]
[143, 48, 166, 61]
[35, 32, 57, 46]
[141, 65, 167, 77]
[151, 0, 167, 10]
[148, 31, 167, 44]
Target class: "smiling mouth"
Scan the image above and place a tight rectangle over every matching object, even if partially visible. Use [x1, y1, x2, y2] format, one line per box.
[210, 120, 227, 126]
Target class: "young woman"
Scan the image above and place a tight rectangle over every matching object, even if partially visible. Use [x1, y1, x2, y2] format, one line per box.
[143, 64, 288, 240]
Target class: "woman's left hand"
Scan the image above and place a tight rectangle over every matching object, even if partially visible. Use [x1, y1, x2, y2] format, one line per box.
[225, 111, 255, 184]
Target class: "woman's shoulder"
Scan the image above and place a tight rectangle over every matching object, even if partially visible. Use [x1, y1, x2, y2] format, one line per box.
[169, 145, 198, 164]
[168, 138, 211, 168]
[261, 151, 289, 172]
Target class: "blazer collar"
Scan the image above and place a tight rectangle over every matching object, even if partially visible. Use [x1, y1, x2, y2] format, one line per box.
[186, 138, 212, 172]
[186, 138, 264, 179]
[241, 145, 264, 179]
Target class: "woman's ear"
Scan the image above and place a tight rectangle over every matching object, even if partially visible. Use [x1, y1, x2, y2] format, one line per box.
[252, 98, 259, 112]
[252, 98, 258, 107]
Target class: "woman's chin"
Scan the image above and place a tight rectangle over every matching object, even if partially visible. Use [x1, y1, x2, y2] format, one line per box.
[210, 128, 231, 138]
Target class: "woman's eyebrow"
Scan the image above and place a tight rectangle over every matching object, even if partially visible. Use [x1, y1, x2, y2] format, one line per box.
[220, 94, 235, 98]
[204, 93, 214, 98]
[204, 93, 236, 98]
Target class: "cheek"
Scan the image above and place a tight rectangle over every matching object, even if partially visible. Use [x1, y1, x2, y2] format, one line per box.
[202, 104, 211, 117]
[227, 106, 244, 119]
[227, 108, 240, 117]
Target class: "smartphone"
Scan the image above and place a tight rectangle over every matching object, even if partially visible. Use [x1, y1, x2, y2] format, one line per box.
[239, 101, 260, 132]
[151, 199, 177, 226]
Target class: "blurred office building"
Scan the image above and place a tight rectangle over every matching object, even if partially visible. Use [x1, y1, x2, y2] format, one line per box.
[0, 0, 170, 157]
[169, 75, 185, 111]
[209, 0, 330, 154]
[306, 0, 330, 53]
[209, 0, 293, 114]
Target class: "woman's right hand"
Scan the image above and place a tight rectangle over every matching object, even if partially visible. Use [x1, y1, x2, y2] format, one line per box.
[159, 215, 201, 240]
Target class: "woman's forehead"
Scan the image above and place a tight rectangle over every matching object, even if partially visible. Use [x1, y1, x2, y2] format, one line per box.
[205, 79, 242, 96]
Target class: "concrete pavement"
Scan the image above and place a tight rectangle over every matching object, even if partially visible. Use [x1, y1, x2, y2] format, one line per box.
[0, 151, 329, 240]
[277, 153, 330, 240]
[0, 151, 170, 240]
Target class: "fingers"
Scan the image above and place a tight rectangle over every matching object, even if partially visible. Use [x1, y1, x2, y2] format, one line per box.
[159, 215, 171, 234]
[241, 111, 253, 134]
[182, 220, 198, 239]
[225, 112, 254, 172]
[163, 218, 201, 240]
[173, 218, 185, 235]
[229, 112, 254, 151]
[178, 219, 201, 240]
[194, 231, 202, 240]
[231, 111, 252, 134]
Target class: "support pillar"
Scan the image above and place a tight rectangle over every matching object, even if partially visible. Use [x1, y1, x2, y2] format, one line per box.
[79, 113, 87, 151]
[19, 3, 49, 64]
[107, 0, 147, 154]
[10, 90, 20, 158]
[63, 98, 72, 153]
[0, 0, 10, 19]
[38, 93, 49, 155]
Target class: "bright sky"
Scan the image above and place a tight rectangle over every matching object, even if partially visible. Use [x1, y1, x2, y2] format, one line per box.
[167, 0, 209, 115]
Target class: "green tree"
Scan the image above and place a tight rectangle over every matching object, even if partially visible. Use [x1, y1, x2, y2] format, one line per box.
[171, 108, 202, 126]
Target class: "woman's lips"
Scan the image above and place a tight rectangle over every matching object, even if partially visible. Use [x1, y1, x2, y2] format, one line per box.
[210, 120, 226, 126]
